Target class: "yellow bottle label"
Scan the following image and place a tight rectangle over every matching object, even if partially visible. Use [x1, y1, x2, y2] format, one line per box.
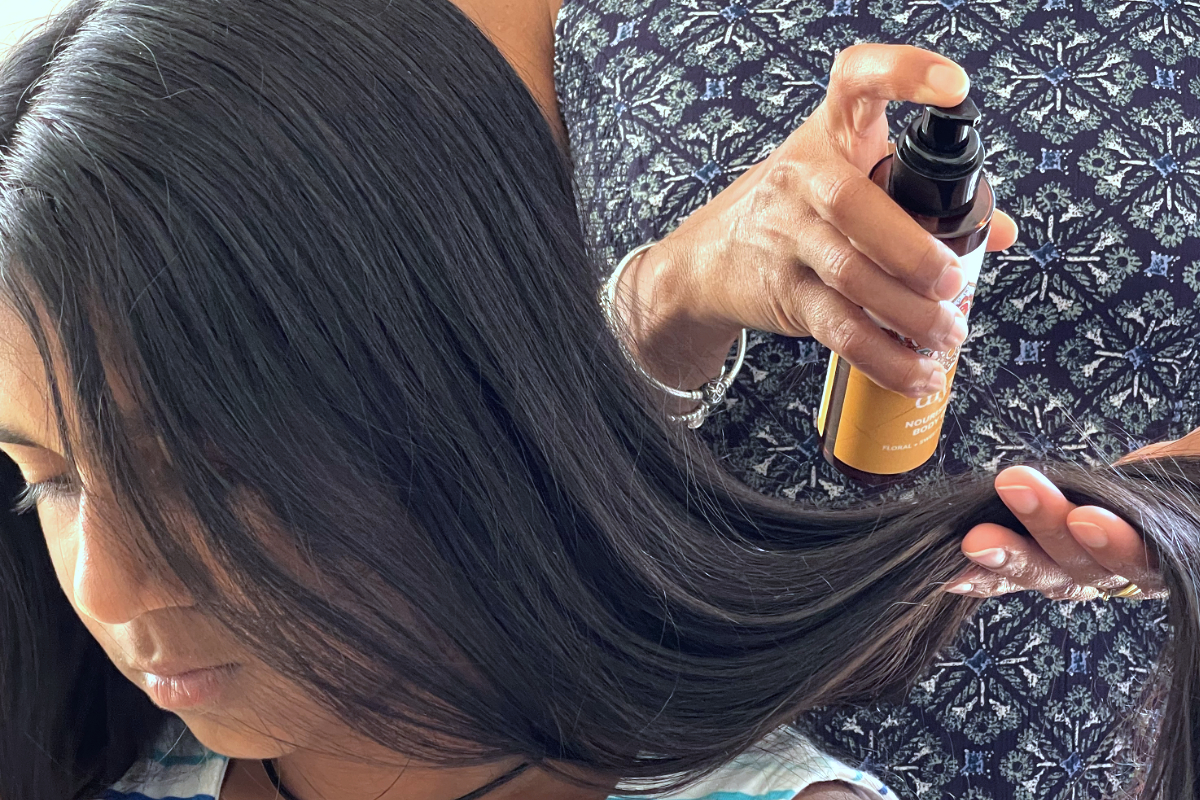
[819, 239, 987, 476]
[832, 362, 958, 474]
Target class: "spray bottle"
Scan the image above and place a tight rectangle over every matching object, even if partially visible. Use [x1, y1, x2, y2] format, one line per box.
[816, 97, 993, 485]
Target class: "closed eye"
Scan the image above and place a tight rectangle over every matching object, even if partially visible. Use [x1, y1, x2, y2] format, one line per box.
[13, 475, 80, 515]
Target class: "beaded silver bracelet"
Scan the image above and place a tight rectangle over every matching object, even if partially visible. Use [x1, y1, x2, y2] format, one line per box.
[599, 241, 748, 429]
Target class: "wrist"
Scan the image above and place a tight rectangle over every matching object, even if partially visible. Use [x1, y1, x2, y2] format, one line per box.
[617, 236, 742, 394]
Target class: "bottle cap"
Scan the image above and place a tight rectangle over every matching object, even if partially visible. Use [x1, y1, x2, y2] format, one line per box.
[889, 97, 985, 217]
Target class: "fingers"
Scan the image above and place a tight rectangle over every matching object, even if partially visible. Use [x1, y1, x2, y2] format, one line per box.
[956, 523, 1107, 600]
[1066, 506, 1166, 596]
[790, 222, 967, 354]
[1117, 426, 1200, 464]
[797, 155, 968, 302]
[986, 211, 1018, 252]
[825, 44, 970, 135]
[948, 466, 1166, 601]
[991, 466, 1116, 589]
[788, 269, 947, 397]
[945, 566, 1028, 599]
[946, 527, 1106, 601]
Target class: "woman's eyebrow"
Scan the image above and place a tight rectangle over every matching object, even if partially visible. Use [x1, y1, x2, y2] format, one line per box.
[0, 424, 46, 450]
[0, 418, 158, 452]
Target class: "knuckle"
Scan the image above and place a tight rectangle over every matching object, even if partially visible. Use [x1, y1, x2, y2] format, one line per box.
[826, 314, 868, 362]
[1014, 563, 1076, 597]
[926, 302, 956, 344]
[1058, 583, 1097, 602]
[830, 44, 871, 85]
[817, 244, 865, 296]
[988, 578, 1022, 597]
[900, 359, 931, 394]
[762, 157, 805, 202]
[965, 577, 998, 597]
[829, 46, 855, 83]
[995, 551, 1032, 580]
[914, 236, 952, 294]
[767, 270, 816, 336]
[810, 171, 871, 225]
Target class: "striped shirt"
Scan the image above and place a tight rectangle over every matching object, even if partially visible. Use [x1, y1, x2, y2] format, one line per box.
[100, 720, 891, 800]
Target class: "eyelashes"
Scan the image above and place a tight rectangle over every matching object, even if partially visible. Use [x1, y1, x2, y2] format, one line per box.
[13, 475, 79, 515]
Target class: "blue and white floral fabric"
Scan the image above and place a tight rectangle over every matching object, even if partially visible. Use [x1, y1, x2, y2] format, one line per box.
[554, 1, 1193, 797]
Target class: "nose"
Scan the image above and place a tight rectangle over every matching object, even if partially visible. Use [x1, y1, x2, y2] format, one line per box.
[72, 491, 189, 625]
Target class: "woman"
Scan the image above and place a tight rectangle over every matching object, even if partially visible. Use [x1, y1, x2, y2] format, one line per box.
[457, 0, 1200, 794]
[0, 2, 1195, 800]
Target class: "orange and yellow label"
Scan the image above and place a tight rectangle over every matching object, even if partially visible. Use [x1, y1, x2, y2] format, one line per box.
[830, 360, 958, 474]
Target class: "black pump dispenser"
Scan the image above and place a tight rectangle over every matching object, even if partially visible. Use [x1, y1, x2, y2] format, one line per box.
[889, 98, 985, 217]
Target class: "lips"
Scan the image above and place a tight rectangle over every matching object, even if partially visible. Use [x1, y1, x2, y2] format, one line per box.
[139, 663, 241, 710]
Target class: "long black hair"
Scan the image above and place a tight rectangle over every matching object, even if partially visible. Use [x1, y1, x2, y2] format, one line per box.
[0, 1, 1197, 798]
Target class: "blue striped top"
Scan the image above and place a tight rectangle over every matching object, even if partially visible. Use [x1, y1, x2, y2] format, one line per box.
[99, 720, 890, 800]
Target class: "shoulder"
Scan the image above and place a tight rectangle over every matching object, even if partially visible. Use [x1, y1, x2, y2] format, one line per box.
[796, 781, 881, 799]
[443, 0, 565, 140]
[98, 719, 229, 800]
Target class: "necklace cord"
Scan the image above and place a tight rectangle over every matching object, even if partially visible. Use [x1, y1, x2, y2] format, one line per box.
[263, 759, 532, 800]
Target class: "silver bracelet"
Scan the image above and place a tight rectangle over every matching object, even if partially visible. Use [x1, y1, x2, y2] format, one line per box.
[599, 241, 748, 429]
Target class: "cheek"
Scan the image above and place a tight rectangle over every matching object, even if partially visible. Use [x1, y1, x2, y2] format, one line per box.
[35, 503, 80, 607]
[175, 671, 344, 759]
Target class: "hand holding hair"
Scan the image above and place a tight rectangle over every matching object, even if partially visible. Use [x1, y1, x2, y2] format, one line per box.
[951, 427, 1200, 600]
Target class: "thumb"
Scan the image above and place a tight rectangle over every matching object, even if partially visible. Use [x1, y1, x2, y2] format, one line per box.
[824, 44, 969, 136]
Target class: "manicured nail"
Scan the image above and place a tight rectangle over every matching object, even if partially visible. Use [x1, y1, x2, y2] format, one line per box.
[965, 548, 1007, 568]
[996, 485, 1039, 516]
[928, 64, 970, 97]
[935, 265, 966, 301]
[944, 308, 968, 349]
[947, 582, 974, 594]
[1069, 520, 1109, 549]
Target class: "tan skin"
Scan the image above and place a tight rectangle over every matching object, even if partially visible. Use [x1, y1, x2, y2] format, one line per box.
[0, 5, 1188, 800]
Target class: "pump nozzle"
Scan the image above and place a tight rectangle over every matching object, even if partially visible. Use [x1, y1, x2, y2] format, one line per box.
[889, 97, 986, 217]
[914, 98, 980, 152]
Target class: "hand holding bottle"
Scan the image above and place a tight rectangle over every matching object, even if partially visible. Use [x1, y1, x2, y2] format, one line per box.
[616, 44, 1017, 401]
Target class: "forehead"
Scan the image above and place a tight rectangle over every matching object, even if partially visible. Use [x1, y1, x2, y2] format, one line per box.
[0, 300, 61, 451]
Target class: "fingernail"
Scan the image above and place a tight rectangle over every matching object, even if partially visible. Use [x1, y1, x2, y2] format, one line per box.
[996, 485, 1039, 516]
[965, 548, 1007, 568]
[947, 582, 974, 594]
[1069, 520, 1109, 549]
[916, 366, 947, 397]
[944, 309, 968, 348]
[935, 265, 966, 301]
[928, 64, 969, 97]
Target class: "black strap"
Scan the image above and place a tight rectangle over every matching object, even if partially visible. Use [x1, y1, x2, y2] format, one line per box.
[263, 758, 531, 800]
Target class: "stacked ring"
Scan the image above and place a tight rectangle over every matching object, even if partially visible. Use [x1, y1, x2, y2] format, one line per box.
[1099, 581, 1142, 601]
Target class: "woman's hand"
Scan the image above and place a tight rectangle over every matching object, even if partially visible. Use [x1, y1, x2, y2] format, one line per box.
[619, 44, 1018, 399]
[949, 427, 1200, 600]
